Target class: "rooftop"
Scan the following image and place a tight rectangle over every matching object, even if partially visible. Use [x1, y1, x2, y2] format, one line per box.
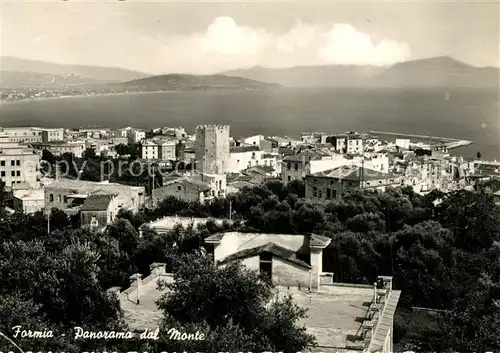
[230, 145, 261, 153]
[120, 272, 174, 331]
[283, 148, 334, 162]
[13, 188, 45, 201]
[44, 178, 145, 194]
[218, 242, 312, 268]
[119, 270, 400, 352]
[311, 165, 390, 181]
[163, 176, 211, 192]
[81, 194, 116, 211]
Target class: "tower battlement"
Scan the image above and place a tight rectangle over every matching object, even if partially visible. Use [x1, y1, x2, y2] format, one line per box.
[196, 125, 230, 132]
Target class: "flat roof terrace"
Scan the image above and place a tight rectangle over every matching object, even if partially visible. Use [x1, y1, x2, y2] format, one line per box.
[275, 284, 375, 352]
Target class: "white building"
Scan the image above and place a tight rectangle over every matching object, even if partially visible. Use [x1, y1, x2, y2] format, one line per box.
[123, 128, 146, 143]
[141, 139, 176, 160]
[227, 145, 279, 173]
[0, 143, 40, 188]
[282, 149, 388, 184]
[13, 188, 45, 213]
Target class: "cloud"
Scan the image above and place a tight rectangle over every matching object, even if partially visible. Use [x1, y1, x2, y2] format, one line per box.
[152, 17, 411, 74]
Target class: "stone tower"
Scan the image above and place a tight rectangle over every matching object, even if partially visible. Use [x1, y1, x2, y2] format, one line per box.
[195, 125, 230, 175]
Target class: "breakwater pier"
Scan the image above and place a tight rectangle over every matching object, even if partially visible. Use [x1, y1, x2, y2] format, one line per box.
[369, 130, 473, 150]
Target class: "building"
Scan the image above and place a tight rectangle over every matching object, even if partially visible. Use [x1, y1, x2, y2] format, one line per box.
[13, 188, 45, 213]
[282, 148, 389, 185]
[327, 132, 371, 154]
[80, 193, 121, 229]
[44, 179, 145, 214]
[0, 144, 40, 188]
[141, 139, 176, 160]
[195, 125, 230, 175]
[194, 125, 230, 196]
[151, 177, 212, 204]
[305, 165, 402, 201]
[205, 231, 400, 352]
[282, 149, 342, 184]
[227, 145, 279, 173]
[32, 140, 86, 158]
[41, 128, 64, 143]
[126, 128, 146, 144]
[0, 127, 43, 144]
[154, 126, 187, 139]
[301, 132, 328, 144]
[113, 232, 400, 352]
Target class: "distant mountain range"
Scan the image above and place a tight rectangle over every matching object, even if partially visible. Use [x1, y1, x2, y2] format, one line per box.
[223, 57, 499, 88]
[0, 57, 279, 91]
[1, 56, 148, 84]
[1, 56, 497, 90]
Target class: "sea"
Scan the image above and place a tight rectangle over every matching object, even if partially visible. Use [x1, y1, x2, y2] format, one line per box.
[0, 87, 498, 160]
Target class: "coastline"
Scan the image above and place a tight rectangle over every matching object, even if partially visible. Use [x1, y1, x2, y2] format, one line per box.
[0, 90, 182, 106]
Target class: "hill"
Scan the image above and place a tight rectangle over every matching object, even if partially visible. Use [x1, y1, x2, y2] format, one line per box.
[224, 65, 384, 88]
[118, 74, 281, 91]
[372, 56, 499, 88]
[1, 56, 149, 83]
[0, 71, 108, 88]
[222, 57, 499, 88]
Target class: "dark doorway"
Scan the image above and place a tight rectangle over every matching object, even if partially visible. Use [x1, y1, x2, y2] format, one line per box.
[259, 253, 272, 280]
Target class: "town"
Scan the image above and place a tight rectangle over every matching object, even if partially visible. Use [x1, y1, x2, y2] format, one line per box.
[0, 123, 499, 351]
[0, 124, 495, 218]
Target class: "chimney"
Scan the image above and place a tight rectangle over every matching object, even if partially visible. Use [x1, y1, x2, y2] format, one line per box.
[129, 273, 142, 304]
[149, 262, 166, 276]
[106, 286, 121, 302]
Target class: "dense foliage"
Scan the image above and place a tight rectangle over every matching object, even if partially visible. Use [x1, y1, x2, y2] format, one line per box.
[1, 177, 499, 351]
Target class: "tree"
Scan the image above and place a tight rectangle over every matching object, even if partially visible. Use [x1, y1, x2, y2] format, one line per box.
[82, 147, 98, 160]
[154, 253, 316, 351]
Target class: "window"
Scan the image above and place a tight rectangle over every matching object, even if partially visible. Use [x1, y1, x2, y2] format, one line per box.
[313, 186, 318, 197]
[294, 163, 298, 171]
[326, 188, 332, 199]
[11, 171, 15, 177]
[0, 161, 4, 166]
[16, 171, 20, 176]
[287, 163, 291, 170]
[177, 185, 182, 191]
[287, 176, 291, 182]
[16, 160, 20, 166]
[332, 189, 337, 199]
[50, 194, 54, 202]
[11, 160, 15, 166]
[58, 195, 62, 202]
[0, 171, 4, 177]
[259, 253, 272, 280]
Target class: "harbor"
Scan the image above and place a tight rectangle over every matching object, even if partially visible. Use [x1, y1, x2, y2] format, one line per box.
[369, 130, 473, 150]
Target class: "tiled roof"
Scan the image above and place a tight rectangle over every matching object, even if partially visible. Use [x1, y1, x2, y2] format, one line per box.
[218, 242, 311, 269]
[312, 165, 390, 181]
[283, 148, 333, 162]
[230, 145, 261, 153]
[81, 194, 115, 211]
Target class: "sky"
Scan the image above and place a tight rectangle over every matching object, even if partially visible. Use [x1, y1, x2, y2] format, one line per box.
[1, 0, 499, 74]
